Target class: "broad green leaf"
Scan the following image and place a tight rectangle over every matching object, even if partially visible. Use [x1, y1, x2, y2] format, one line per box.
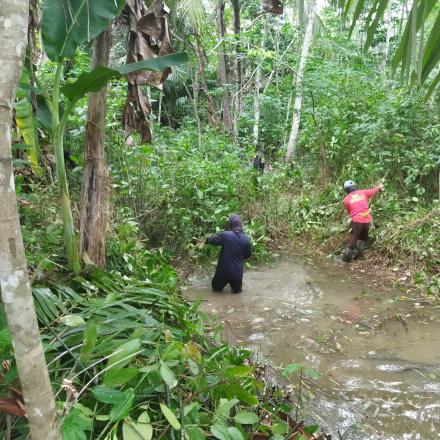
[421, 10, 440, 82]
[233, 411, 259, 425]
[60, 314, 85, 327]
[91, 386, 125, 404]
[227, 427, 244, 440]
[61, 408, 92, 440]
[79, 319, 98, 362]
[160, 362, 177, 388]
[210, 422, 231, 440]
[61, 67, 115, 103]
[272, 422, 289, 435]
[184, 402, 200, 417]
[61, 53, 189, 103]
[393, 0, 437, 71]
[425, 70, 440, 100]
[107, 338, 141, 371]
[14, 99, 41, 174]
[225, 366, 253, 379]
[163, 341, 182, 361]
[225, 384, 258, 406]
[41, 0, 125, 61]
[117, 53, 189, 75]
[185, 426, 206, 440]
[123, 412, 153, 440]
[347, 0, 366, 38]
[160, 402, 181, 430]
[111, 388, 134, 422]
[215, 398, 239, 418]
[304, 424, 319, 434]
[73, 403, 94, 417]
[0, 328, 11, 348]
[364, 0, 389, 51]
[103, 368, 139, 387]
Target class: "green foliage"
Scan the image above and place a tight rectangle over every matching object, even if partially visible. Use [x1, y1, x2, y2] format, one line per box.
[41, 0, 125, 61]
[62, 53, 189, 103]
[0, 266, 298, 439]
[107, 125, 274, 264]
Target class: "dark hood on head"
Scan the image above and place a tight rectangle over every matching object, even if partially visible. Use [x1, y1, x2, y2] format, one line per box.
[228, 214, 243, 232]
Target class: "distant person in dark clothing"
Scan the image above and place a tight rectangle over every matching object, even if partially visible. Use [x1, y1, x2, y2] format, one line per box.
[252, 155, 265, 173]
[206, 214, 252, 293]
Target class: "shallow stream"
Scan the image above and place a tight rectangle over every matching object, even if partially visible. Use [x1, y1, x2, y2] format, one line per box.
[185, 256, 440, 439]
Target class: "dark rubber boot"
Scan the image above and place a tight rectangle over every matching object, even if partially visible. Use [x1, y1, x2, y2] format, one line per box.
[341, 247, 354, 263]
[354, 240, 366, 260]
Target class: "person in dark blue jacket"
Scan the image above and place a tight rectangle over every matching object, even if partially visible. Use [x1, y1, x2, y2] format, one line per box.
[206, 214, 252, 293]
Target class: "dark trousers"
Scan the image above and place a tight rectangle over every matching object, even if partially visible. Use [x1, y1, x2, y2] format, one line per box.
[212, 276, 242, 293]
[348, 222, 370, 248]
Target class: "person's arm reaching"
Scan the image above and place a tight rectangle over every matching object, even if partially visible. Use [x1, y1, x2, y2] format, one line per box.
[206, 232, 224, 246]
[363, 182, 384, 199]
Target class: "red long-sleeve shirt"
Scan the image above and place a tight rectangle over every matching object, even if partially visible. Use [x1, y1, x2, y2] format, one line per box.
[343, 187, 381, 223]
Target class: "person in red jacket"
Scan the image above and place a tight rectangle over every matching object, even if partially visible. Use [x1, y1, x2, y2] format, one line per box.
[341, 180, 384, 263]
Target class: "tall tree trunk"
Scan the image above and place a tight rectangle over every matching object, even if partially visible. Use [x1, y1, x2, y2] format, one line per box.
[0, 1, 59, 438]
[194, 31, 221, 129]
[79, 26, 111, 268]
[186, 68, 202, 149]
[217, 0, 234, 133]
[231, 0, 242, 140]
[381, 13, 391, 72]
[253, 16, 269, 148]
[285, 0, 315, 163]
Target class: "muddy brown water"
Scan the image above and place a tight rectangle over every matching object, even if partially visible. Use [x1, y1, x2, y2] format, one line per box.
[185, 256, 440, 440]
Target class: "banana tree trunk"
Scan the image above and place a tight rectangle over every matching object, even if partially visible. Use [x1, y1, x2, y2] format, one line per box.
[52, 91, 81, 274]
[285, 0, 315, 163]
[79, 26, 111, 268]
[0, 1, 60, 438]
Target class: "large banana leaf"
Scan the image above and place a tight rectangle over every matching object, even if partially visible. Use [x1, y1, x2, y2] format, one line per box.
[61, 52, 189, 103]
[14, 99, 42, 175]
[41, 0, 125, 61]
[421, 10, 440, 83]
[392, 0, 437, 73]
[341, 0, 440, 90]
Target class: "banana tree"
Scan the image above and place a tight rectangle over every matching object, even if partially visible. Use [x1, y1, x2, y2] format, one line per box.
[35, 0, 187, 273]
[334, 0, 440, 93]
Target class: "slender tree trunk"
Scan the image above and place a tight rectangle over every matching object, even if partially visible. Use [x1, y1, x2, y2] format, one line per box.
[218, 0, 234, 133]
[0, 1, 60, 438]
[188, 68, 202, 149]
[231, 0, 241, 92]
[253, 17, 269, 148]
[158, 91, 163, 125]
[285, 0, 315, 163]
[231, 0, 242, 140]
[253, 64, 262, 147]
[381, 14, 391, 72]
[79, 26, 111, 268]
[298, 0, 305, 29]
[194, 31, 220, 129]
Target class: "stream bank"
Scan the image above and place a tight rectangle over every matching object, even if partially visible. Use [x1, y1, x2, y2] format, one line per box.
[185, 255, 440, 439]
